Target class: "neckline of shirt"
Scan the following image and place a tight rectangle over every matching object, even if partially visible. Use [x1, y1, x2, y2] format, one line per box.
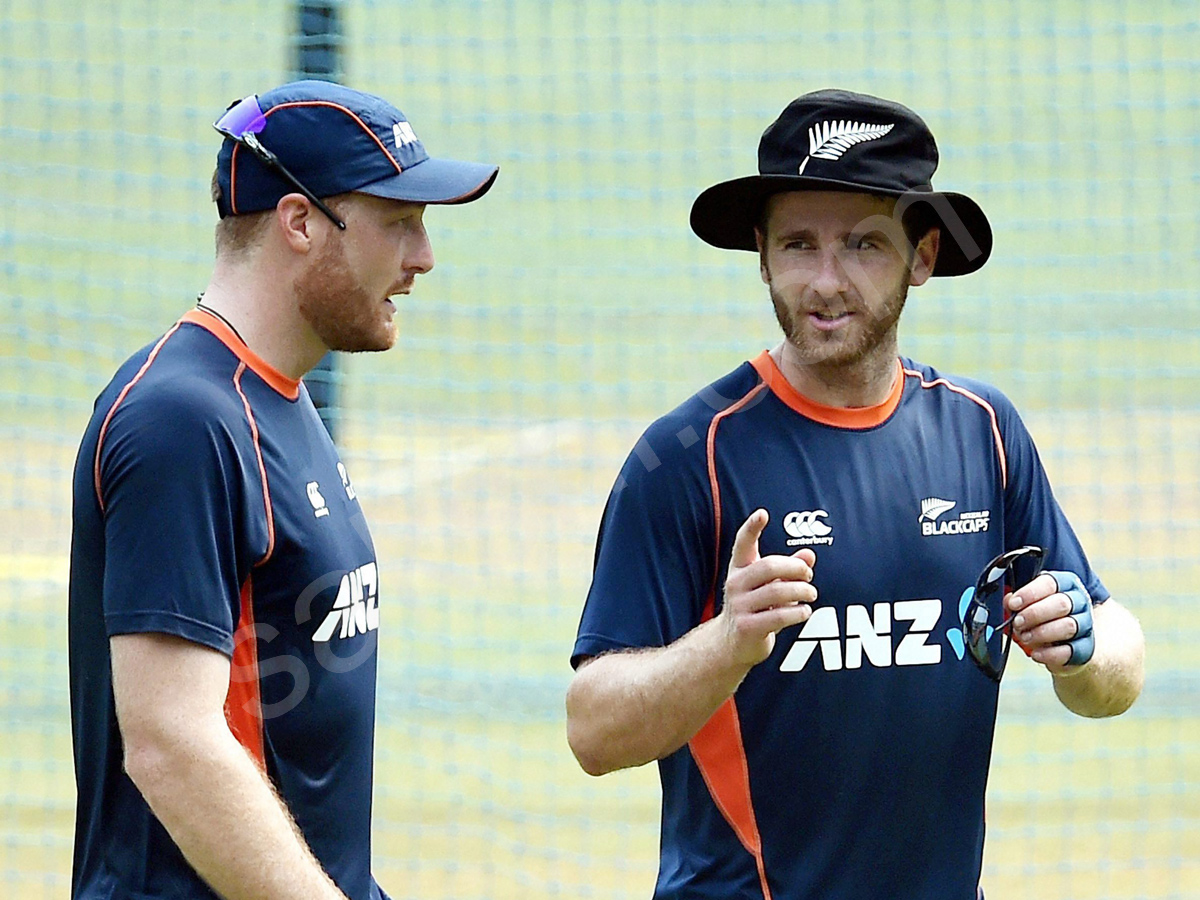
[748, 350, 904, 429]
[180, 308, 302, 401]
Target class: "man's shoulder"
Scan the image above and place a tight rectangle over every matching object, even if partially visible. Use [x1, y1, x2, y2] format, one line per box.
[91, 322, 252, 461]
[635, 359, 764, 462]
[900, 358, 1020, 418]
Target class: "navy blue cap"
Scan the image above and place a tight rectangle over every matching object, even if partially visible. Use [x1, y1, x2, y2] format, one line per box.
[214, 80, 498, 217]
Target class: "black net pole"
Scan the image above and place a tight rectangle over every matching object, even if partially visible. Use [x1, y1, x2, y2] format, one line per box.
[293, 2, 344, 440]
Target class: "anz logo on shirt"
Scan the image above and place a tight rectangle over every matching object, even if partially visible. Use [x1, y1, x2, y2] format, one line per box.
[779, 599, 942, 672]
[312, 562, 379, 643]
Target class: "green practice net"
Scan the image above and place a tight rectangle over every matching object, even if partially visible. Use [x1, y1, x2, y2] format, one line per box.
[1, 1, 1196, 897]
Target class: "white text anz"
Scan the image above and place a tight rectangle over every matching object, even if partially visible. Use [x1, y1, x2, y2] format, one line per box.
[779, 599, 942, 671]
[312, 562, 379, 642]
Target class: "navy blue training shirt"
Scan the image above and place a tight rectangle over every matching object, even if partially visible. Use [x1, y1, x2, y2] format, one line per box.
[573, 351, 1108, 900]
[69, 308, 387, 899]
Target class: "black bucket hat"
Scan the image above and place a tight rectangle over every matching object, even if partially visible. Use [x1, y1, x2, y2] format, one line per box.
[690, 89, 992, 276]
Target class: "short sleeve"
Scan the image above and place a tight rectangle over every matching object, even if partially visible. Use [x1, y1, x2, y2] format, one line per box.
[572, 432, 715, 668]
[97, 388, 256, 655]
[1000, 401, 1110, 604]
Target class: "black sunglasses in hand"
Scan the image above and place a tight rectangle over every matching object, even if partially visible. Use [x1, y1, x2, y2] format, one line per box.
[963, 545, 1044, 682]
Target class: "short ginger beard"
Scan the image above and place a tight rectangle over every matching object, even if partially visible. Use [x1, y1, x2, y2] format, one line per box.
[767, 266, 909, 370]
[295, 236, 396, 353]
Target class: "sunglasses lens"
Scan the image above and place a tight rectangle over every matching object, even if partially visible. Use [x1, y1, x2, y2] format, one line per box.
[962, 546, 1043, 682]
[215, 95, 267, 139]
[962, 579, 1008, 679]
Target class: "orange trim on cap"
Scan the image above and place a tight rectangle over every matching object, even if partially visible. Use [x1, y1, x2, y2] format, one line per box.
[434, 167, 499, 205]
[182, 308, 301, 401]
[266, 100, 402, 174]
[689, 378, 775, 900]
[228, 100, 400, 212]
[93, 323, 184, 512]
[749, 350, 903, 429]
[902, 368, 1007, 489]
[233, 363, 276, 567]
[226, 577, 266, 768]
[229, 143, 241, 214]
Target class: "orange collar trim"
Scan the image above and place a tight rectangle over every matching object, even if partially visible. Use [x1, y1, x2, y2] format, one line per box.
[749, 350, 904, 429]
[181, 308, 302, 401]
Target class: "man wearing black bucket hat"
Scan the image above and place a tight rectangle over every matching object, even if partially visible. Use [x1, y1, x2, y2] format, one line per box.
[68, 81, 497, 900]
[567, 90, 1143, 899]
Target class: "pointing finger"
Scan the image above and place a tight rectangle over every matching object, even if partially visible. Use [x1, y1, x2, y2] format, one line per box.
[730, 509, 768, 569]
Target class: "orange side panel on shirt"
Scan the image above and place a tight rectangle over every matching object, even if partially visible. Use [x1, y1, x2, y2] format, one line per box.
[688, 376, 774, 900]
[690, 699, 774, 900]
[225, 578, 265, 768]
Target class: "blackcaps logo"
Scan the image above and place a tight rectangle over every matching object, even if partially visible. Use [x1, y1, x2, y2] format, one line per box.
[918, 497, 991, 537]
[919, 497, 956, 522]
[798, 120, 895, 174]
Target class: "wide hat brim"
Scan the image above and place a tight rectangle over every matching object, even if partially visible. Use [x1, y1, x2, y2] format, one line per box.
[356, 156, 499, 205]
[690, 174, 993, 277]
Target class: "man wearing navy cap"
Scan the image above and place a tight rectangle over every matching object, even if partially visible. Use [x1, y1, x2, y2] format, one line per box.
[567, 90, 1144, 899]
[68, 81, 497, 900]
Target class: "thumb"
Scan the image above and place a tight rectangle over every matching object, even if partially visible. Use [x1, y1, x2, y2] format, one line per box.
[730, 509, 768, 569]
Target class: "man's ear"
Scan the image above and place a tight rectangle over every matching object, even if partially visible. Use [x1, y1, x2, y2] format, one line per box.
[909, 227, 940, 286]
[275, 194, 316, 254]
[755, 227, 770, 285]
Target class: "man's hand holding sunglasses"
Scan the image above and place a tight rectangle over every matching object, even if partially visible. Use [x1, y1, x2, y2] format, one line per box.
[1005, 571, 1095, 673]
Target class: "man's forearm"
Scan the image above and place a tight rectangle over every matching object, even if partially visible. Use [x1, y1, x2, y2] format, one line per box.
[1052, 598, 1145, 718]
[566, 619, 752, 775]
[126, 714, 347, 900]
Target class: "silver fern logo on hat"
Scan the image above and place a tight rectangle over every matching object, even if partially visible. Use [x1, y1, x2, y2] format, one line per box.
[798, 121, 895, 174]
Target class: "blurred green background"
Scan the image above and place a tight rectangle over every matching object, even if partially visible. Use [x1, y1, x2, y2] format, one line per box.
[1, 1, 1197, 898]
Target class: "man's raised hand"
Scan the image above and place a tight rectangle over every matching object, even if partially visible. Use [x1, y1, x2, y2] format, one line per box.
[719, 509, 818, 667]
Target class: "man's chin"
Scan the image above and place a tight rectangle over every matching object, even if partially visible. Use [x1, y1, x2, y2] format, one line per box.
[324, 325, 398, 354]
[784, 332, 873, 368]
[334, 337, 397, 354]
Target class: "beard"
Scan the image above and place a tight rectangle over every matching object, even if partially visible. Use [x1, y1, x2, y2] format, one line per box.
[768, 268, 909, 369]
[295, 237, 397, 353]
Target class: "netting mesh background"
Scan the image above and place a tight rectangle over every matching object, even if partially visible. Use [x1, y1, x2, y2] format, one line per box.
[1, 1, 1197, 897]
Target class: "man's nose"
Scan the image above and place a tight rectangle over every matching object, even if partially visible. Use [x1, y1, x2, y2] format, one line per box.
[406, 227, 435, 275]
[810, 248, 849, 298]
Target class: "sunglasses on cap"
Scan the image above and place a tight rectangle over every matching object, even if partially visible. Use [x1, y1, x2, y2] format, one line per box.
[963, 545, 1044, 682]
[214, 95, 346, 230]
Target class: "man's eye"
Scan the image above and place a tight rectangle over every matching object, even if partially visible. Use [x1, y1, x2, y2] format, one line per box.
[850, 236, 879, 251]
[783, 240, 812, 251]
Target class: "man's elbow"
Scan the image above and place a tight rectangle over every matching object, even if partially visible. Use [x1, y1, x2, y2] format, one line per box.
[566, 715, 618, 777]
[565, 679, 617, 777]
[120, 714, 213, 802]
[121, 729, 179, 801]
[1094, 615, 1147, 717]
[1102, 647, 1146, 718]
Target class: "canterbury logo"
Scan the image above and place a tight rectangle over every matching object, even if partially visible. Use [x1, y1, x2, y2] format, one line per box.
[783, 509, 834, 547]
[798, 120, 895, 174]
[919, 497, 956, 522]
[784, 509, 831, 538]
